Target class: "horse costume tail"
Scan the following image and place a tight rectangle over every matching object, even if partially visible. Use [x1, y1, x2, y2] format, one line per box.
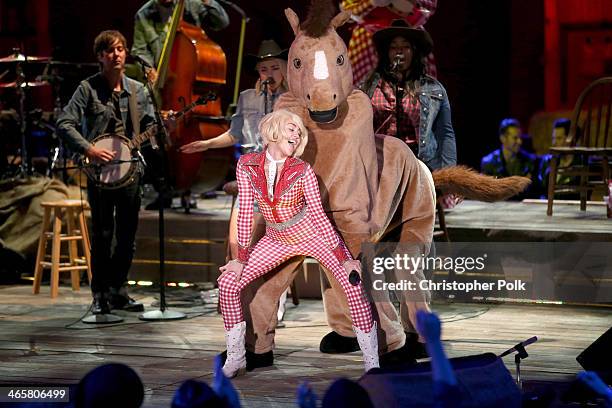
[432, 165, 531, 202]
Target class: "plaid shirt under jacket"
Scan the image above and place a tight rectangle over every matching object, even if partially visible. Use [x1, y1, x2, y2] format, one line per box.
[235, 151, 352, 265]
[371, 77, 421, 146]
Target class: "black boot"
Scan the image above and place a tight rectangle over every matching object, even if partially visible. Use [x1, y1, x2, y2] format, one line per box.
[92, 292, 110, 315]
[109, 286, 144, 312]
[404, 331, 428, 360]
[379, 342, 417, 369]
[319, 331, 360, 354]
[219, 349, 274, 372]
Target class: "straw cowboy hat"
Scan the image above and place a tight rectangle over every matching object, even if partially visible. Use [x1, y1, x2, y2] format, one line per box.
[245, 39, 288, 70]
[372, 19, 434, 56]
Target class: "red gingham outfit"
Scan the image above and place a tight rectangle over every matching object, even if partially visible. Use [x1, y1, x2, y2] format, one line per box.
[342, 0, 438, 85]
[218, 150, 374, 332]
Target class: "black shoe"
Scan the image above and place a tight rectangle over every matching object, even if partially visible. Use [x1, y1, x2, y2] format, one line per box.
[319, 331, 360, 354]
[405, 331, 428, 360]
[379, 342, 417, 369]
[109, 287, 144, 312]
[219, 349, 274, 372]
[92, 292, 110, 315]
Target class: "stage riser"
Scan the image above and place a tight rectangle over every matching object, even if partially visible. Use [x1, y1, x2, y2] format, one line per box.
[129, 212, 228, 284]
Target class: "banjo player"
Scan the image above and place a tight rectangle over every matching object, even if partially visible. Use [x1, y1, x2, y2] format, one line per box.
[56, 30, 165, 315]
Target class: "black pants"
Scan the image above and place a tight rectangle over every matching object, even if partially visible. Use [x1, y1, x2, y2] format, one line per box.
[87, 174, 142, 294]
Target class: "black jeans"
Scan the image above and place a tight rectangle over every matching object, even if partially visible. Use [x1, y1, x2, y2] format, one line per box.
[87, 174, 142, 293]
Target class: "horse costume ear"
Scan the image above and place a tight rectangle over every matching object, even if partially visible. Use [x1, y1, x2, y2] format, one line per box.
[331, 10, 351, 29]
[285, 8, 301, 36]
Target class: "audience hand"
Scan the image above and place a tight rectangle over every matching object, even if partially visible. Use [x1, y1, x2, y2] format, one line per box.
[296, 381, 318, 408]
[212, 355, 241, 408]
[578, 371, 612, 403]
[416, 309, 442, 344]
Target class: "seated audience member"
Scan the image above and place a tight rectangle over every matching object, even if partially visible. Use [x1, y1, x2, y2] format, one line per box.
[296, 378, 374, 408]
[481, 118, 543, 199]
[172, 380, 225, 408]
[74, 363, 144, 408]
[538, 118, 580, 199]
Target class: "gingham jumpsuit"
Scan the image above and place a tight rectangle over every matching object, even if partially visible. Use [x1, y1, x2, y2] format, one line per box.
[218, 150, 374, 332]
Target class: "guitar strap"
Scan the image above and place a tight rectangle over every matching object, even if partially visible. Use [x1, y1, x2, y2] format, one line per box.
[128, 81, 140, 139]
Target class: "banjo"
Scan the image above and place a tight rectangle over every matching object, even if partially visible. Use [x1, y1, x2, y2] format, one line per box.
[83, 93, 215, 189]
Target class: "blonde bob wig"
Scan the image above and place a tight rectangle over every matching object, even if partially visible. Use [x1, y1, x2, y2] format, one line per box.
[258, 109, 308, 157]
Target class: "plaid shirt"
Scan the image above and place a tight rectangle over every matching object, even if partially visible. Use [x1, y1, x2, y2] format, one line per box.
[371, 77, 421, 146]
[236, 151, 351, 264]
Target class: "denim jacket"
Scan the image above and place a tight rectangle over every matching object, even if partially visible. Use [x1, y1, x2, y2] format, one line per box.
[56, 73, 155, 155]
[362, 72, 457, 170]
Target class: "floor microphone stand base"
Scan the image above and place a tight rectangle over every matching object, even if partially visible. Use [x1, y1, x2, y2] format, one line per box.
[82, 314, 124, 324]
[138, 309, 186, 321]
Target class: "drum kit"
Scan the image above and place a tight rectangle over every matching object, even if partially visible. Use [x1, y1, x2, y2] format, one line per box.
[0, 48, 98, 181]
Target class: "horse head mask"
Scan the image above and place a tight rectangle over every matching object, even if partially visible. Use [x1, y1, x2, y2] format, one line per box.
[285, 1, 353, 124]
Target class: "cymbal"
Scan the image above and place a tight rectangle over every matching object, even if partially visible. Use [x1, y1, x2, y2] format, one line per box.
[47, 60, 99, 67]
[0, 53, 50, 63]
[0, 80, 50, 88]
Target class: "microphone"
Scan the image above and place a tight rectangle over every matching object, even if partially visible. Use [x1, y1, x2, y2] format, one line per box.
[390, 53, 403, 72]
[349, 270, 361, 286]
[498, 336, 538, 358]
[132, 55, 153, 69]
[261, 77, 274, 86]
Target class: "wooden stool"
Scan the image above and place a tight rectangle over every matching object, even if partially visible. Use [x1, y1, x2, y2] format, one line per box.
[33, 200, 92, 298]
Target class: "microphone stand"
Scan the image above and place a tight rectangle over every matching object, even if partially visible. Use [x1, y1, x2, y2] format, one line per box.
[263, 81, 270, 115]
[15, 61, 31, 178]
[499, 336, 538, 390]
[136, 62, 186, 321]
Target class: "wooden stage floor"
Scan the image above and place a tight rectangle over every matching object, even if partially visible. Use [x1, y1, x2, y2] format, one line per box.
[0, 284, 610, 407]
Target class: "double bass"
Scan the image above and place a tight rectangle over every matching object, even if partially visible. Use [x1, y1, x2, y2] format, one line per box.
[155, 0, 232, 202]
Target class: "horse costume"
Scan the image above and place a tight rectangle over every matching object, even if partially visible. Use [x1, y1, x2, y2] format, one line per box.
[238, 0, 529, 359]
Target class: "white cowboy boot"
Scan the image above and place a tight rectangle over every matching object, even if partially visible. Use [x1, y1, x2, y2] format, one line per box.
[222, 321, 247, 378]
[354, 322, 380, 371]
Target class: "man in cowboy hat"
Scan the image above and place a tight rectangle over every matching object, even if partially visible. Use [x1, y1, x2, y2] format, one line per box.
[181, 39, 289, 155]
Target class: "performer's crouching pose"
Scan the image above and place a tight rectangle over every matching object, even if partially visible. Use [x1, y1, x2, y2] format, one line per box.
[218, 109, 379, 377]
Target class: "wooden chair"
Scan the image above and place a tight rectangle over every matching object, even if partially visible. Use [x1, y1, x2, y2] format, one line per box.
[433, 199, 450, 242]
[33, 200, 92, 298]
[547, 77, 612, 217]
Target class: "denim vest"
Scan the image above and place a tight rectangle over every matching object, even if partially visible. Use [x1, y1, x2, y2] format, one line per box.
[362, 72, 457, 170]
